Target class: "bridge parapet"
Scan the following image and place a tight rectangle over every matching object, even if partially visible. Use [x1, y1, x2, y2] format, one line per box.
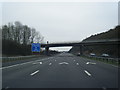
[41, 39, 120, 47]
[41, 39, 119, 56]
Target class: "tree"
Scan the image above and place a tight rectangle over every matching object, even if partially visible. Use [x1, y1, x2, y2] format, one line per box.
[2, 25, 9, 40]
[30, 28, 36, 43]
[2, 21, 45, 56]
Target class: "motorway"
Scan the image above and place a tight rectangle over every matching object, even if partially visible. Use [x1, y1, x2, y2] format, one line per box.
[2, 53, 118, 88]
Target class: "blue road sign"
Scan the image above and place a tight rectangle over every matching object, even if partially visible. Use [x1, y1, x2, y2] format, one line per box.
[32, 43, 40, 52]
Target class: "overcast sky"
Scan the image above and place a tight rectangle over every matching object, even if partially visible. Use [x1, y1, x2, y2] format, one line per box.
[0, 1, 118, 51]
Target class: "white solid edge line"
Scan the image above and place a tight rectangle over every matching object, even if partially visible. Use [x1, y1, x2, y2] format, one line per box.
[111, 65, 118, 68]
[1, 56, 55, 69]
[84, 70, 91, 76]
[1, 57, 49, 69]
[30, 70, 39, 76]
[0, 61, 34, 70]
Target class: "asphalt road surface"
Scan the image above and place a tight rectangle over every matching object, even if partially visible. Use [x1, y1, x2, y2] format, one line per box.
[1, 53, 118, 88]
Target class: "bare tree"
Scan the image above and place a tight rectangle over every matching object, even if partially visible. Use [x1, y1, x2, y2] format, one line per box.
[2, 21, 45, 55]
[30, 28, 37, 43]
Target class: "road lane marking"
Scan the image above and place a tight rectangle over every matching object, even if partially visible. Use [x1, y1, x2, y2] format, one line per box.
[30, 70, 39, 76]
[86, 62, 96, 65]
[33, 61, 42, 65]
[59, 62, 69, 65]
[76, 63, 79, 65]
[84, 70, 91, 76]
[49, 63, 52, 65]
[92, 63, 96, 65]
[111, 65, 118, 68]
[39, 62, 42, 64]
[0, 61, 35, 69]
[35, 57, 53, 62]
[33, 63, 37, 64]
[1, 57, 54, 69]
[86, 62, 89, 64]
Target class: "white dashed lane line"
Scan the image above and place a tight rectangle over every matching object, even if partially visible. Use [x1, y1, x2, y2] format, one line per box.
[39, 62, 42, 64]
[49, 63, 52, 65]
[30, 70, 39, 76]
[76, 63, 79, 65]
[84, 70, 92, 76]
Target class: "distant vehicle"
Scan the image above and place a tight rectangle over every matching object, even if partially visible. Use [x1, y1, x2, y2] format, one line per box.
[90, 53, 95, 56]
[77, 53, 80, 56]
[101, 53, 109, 57]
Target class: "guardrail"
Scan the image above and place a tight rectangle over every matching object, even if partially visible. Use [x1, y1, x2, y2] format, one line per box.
[1, 55, 41, 62]
[83, 55, 119, 65]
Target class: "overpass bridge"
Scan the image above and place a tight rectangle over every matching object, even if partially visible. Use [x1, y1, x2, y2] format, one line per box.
[41, 39, 120, 55]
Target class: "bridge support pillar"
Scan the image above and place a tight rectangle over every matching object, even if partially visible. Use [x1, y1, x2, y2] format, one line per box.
[80, 45, 83, 56]
[45, 46, 49, 55]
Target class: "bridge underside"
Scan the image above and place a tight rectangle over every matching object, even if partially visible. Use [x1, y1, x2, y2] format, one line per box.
[43, 44, 83, 56]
